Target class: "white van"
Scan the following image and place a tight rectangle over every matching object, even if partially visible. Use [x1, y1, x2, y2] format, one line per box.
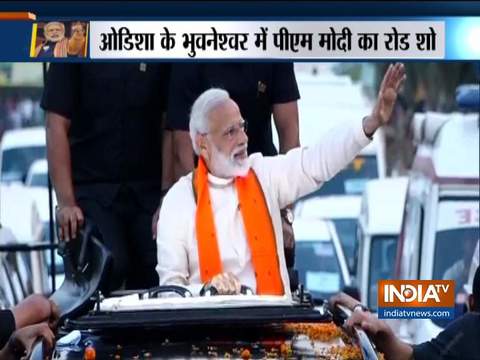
[393, 111, 479, 343]
[293, 217, 351, 302]
[356, 177, 408, 310]
[295, 195, 361, 274]
[0, 127, 46, 184]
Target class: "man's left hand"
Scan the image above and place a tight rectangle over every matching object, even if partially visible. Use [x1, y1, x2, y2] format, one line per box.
[208, 272, 242, 295]
[329, 292, 362, 312]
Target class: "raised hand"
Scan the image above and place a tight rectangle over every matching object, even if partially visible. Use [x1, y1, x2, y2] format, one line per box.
[373, 63, 407, 125]
[362, 63, 407, 138]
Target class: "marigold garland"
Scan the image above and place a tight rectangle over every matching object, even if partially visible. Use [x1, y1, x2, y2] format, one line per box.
[284, 322, 343, 342]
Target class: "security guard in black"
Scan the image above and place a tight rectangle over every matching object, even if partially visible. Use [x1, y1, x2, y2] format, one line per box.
[41, 63, 169, 291]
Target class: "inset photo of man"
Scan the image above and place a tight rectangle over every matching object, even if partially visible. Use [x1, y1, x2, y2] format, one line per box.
[30, 21, 88, 58]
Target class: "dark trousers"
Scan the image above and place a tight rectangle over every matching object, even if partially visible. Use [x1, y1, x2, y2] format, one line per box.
[77, 187, 159, 291]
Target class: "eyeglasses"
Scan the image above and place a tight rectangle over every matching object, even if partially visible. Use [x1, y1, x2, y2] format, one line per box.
[222, 120, 248, 140]
[202, 120, 248, 141]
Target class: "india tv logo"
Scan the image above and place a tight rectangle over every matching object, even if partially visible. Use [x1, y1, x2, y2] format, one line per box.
[378, 280, 455, 319]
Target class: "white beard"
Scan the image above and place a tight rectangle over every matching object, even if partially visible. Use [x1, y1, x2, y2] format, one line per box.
[210, 144, 249, 178]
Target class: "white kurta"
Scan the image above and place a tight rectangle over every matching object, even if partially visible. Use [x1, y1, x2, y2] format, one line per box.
[156, 120, 371, 296]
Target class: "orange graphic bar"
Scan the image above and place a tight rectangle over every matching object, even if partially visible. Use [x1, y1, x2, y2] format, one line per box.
[0, 12, 36, 20]
[378, 280, 455, 308]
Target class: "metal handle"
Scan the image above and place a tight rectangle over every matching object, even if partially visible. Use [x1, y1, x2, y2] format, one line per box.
[148, 285, 192, 298]
[200, 284, 254, 296]
[334, 304, 379, 360]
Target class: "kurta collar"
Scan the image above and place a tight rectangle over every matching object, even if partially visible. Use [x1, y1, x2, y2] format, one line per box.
[207, 173, 234, 187]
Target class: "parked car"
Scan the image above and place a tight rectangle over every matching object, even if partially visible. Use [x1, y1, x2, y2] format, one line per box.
[295, 196, 361, 274]
[293, 218, 351, 302]
[0, 126, 46, 184]
[24, 159, 63, 291]
[35, 228, 380, 360]
[356, 177, 408, 311]
[25, 158, 50, 187]
[0, 162, 56, 295]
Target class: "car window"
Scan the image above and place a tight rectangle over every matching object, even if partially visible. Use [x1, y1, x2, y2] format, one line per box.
[1, 146, 46, 182]
[332, 218, 358, 272]
[28, 172, 48, 187]
[368, 235, 398, 310]
[313, 155, 378, 196]
[295, 241, 345, 300]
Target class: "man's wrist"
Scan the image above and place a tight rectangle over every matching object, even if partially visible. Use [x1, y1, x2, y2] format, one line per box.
[362, 115, 380, 139]
[353, 303, 369, 313]
[57, 199, 77, 210]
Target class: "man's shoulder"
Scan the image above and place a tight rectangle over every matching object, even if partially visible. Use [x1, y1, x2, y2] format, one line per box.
[163, 173, 195, 205]
[249, 152, 267, 173]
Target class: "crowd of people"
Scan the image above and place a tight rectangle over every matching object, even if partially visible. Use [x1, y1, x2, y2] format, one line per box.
[0, 62, 478, 359]
[0, 95, 43, 137]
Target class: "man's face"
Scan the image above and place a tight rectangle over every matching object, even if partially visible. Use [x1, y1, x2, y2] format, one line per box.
[44, 23, 65, 42]
[199, 99, 249, 178]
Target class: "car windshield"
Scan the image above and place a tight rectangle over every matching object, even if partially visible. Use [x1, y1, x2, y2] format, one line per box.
[433, 227, 479, 291]
[28, 172, 48, 187]
[332, 219, 358, 273]
[315, 155, 378, 196]
[368, 235, 398, 310]
[1, 146, 46, 183]
[295, 241, 344, 301]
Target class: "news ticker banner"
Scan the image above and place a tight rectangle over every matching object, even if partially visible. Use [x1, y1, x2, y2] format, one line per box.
[0, 16, 479, 60]
[88, 21, 444, 59]
[378, 280, 455, 320]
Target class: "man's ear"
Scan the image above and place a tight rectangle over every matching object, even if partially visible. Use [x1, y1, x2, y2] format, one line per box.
[196, 134, 208, 158]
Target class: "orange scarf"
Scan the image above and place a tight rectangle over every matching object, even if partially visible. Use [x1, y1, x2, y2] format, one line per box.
[194, 157, 284, 295]
[34, 38, 68, 58]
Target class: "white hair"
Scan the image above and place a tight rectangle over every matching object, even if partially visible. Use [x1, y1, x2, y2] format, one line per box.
[44, 21, 65, 32]
[189, 88, 230, 155]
